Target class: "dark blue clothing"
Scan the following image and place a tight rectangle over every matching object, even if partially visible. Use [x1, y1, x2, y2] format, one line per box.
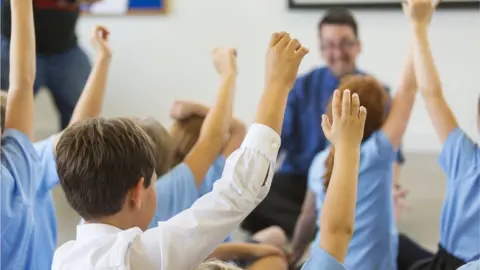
[279, 66, 404, 175]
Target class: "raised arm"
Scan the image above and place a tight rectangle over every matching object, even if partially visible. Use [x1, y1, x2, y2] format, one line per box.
[51, 26, 112, 153]
[408, 0, 457, 143]
[136, 32, 309, 270]
[5, 0, 35, 139]
[183, 49, 236, 185]
[317, 90, 365, 262]
[380, 47, 417, 151]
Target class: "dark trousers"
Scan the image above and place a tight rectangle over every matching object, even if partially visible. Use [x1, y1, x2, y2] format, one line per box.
[409, 244, 466, 270]
[242, 173, 307, 238]
[398, 233, 434, 270]
[1, 36, 91, 129]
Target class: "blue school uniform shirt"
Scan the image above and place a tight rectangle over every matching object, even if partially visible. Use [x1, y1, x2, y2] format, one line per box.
[301, 246, 346, 270]
[280, 67, 404, 175]
[148, 156, 227, 227]
[1, 130, 57, 270]
[308, 130, 398, 270]
[437, 129, 480, 261]
[458, 260, 480, 269]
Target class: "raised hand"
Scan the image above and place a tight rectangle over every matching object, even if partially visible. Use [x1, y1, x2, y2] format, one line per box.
[321, 90, 367, 148]
[169, 100, 198, 120]
[90, 25, 111, 58]
[211, 47, 237, 77]
[403, 0, 439, 26]
[265, 32, 309, 92]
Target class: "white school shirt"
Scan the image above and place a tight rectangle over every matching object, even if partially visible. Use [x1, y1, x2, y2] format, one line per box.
[52, 124, 281, 270]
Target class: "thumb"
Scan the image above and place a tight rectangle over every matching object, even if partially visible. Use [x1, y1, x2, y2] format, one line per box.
[321, 114, 332, 139]
[295, 46, 309, 61]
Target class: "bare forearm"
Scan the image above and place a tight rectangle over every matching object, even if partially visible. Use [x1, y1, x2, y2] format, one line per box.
[254, 88, 289, 135]
[412, 26, 442, 98]
[5, 0, 35, 138]
[320, 146, 359, 261]
[69, 55, 111, 126]
[208, 243, 255, 261]
[291, 213, 317, 254]
[200, 73, 236, 141]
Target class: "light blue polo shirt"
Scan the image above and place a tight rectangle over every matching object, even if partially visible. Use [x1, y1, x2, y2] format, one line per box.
[148, 156, 227, 227]
[308, 130, 398, 270]
[301, 246, 346, 270]
[1, 130, 56, 270]
[458, 260, 480, 269]
[437, 128, 480, 261]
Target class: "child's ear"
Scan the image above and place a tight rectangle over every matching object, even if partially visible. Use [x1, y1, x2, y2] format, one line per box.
[130, 177, 145, 209]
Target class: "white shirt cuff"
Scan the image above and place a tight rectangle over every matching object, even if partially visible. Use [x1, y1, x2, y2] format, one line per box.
[241, 123, 281, 161]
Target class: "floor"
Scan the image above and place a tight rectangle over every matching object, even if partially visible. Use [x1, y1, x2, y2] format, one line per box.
[51, 152, 446, 252]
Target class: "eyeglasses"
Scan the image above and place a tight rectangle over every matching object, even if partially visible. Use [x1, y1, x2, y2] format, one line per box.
[321, 40, 358, 52]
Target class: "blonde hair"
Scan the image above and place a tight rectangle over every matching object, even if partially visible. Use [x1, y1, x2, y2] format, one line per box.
[135, 117, 173, 177]
[196, 260, 243, 270]
[169, 115, 205, 167]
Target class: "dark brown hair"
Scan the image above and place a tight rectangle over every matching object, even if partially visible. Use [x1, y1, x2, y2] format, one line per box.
[318, 8, 358, 38]
[135, 117, 173, 176]
[169, 115, 205, 167]
[323, 75, 388, 191]
[56, 117, 157, 220]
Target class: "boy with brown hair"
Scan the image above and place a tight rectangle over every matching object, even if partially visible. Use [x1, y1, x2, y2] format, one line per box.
[52, 32, 309, 269]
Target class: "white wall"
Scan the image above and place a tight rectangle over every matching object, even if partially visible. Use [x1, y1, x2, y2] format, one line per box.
[35, 0, 480, 151]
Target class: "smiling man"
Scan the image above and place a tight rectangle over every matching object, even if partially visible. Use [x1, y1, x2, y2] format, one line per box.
[1, 0, 101, 130]
[242, 7, 406, 239]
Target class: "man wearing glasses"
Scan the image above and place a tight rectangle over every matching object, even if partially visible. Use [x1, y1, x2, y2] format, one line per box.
[242, 7, 406, 242]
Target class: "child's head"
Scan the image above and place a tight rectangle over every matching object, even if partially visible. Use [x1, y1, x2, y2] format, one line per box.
[56, 117, 158, 230]
[323, 75, 388, 191]
[169, 115, 205, 167]
[1, 90, 7, 134]
[196, 260, 242, 270]
[135, 117, 173, 177]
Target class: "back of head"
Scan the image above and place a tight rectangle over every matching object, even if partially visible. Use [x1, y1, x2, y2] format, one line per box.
[1, 91, 6, 134]
[135, 117, 173, 177]
[169, 115, 205, 167]
[323, 75, 388, 191]
[56, 117, 157, 220]
[196, 260, 242, 270]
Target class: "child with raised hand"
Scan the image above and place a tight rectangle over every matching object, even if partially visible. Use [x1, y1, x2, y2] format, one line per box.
[52, 31, 308, 270]
[301, 89, 366, 270]
[291, 17, 422, 269]
[406, 0, 480, 268]
[1, 0, 41, 268]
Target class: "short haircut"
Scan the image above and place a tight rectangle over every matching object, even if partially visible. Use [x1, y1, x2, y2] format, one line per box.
[169, 115, 205, 167]
[318, 8, 358, 38]
[56, 117, 157, 220]
[1, 91, 6, 132]
[135, 117, 173, 176]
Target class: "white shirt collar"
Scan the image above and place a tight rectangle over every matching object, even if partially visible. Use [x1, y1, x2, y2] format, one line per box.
[76, 223, 123, 241]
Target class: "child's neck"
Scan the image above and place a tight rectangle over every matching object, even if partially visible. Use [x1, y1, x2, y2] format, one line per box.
[87, 211, 137, 231]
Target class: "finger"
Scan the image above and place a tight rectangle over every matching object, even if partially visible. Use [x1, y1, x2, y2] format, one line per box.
[294, 46, 309, 61]
[269, 31, 288, 47]
[331, 90, 342, 123]
[359, 106, 367, 126]
[351, 93, 360, 118]
[341, 89, 351, 118]
[321, 114, 332, 138]
[286, 38, 300, 53]
[276, 35, 291, 49]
